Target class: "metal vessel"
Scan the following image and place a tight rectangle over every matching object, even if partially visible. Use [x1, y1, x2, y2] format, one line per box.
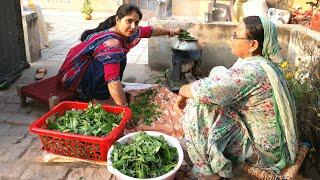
[171, 37, 202, 51]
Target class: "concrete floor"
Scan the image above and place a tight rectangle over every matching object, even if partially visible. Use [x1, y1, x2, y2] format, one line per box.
[0, 9, 161, 180]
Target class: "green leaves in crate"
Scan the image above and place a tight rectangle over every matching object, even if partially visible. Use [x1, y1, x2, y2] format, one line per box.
[111, 132, 178, 178]
[47, 102, 122, 137]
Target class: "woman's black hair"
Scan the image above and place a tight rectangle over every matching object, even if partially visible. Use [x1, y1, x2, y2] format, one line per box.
[243, 16, 264, 54]
[80, 4, 142, 41]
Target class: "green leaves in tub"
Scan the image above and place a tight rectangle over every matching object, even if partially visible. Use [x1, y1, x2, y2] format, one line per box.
[111, 132, 178, 178]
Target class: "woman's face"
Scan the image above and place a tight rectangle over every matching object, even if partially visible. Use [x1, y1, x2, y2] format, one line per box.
[230, 21, 253, 59]
[116, 12, 140, 38]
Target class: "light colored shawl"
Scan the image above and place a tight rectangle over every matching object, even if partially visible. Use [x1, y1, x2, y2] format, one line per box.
[259, 16, 283, 63]
[257, 16, 298, 165]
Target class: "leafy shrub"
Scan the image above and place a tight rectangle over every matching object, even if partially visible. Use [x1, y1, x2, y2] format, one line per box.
[279, 44, 320, 170]
[81, 0, 93, 15]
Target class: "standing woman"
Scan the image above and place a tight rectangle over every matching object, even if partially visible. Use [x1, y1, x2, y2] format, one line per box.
[176, 16, 298, 179]
[58, 4, 180, 106]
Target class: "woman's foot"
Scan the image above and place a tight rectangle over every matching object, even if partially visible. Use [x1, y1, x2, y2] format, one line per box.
[34, 68, 47, 81]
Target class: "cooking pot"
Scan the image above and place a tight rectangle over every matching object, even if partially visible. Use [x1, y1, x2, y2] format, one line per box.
[171, 37, 202, 51]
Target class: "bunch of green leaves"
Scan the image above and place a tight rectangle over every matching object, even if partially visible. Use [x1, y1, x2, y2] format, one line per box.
[47, 102, 122, 137]
[111, 132, 178, 178]
[178, 29, 196, 40]
[129, 90, 161, 125]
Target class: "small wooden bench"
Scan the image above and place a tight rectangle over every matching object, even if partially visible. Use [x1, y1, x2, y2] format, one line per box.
[17, 76, 76, 109]
[241, 143, 309, 180]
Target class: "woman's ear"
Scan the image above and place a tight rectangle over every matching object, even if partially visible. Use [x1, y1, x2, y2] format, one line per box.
[250, 40, 260, 52]
[115, 16, 120, 23]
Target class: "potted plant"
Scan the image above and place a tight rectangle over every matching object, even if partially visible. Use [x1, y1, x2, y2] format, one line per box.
[81, 0, 93, 20]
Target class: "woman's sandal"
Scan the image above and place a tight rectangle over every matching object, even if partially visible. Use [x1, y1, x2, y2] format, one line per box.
[35, 68, 47, 81]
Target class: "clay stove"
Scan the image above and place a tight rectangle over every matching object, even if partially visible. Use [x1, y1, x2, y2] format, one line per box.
[168, 37, 203, 92]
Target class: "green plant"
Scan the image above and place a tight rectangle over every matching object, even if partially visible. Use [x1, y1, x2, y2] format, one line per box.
[279, 43, 320, 169]
[81, 0, 93, 15]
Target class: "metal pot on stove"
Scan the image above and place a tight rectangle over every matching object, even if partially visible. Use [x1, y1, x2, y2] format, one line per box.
[171, 37, 202, 51]
[168, 31, 203, 92]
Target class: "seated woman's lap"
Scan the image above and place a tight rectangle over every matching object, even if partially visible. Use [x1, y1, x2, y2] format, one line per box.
[182, 101, 254, 177]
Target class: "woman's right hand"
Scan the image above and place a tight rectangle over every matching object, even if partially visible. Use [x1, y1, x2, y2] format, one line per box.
[176, 94, 187, 110]
[169, 28, 182, 37]
[108, 80, 128, 107]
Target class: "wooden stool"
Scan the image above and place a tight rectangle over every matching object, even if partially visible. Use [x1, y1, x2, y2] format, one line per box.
[17, 76, 76, 109]
[242, 143, 309, 180]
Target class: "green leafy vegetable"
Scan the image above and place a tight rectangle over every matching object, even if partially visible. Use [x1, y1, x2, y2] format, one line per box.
[129, 90, 161, 125]
[111, 132, 178, 178]
[47, 102, 122, 137]
[178, 29, 196, 40]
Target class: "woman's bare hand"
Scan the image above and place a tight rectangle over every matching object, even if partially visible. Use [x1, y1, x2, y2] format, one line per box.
[168, 28, 182, 37]
[108, 80, 128, 106]
[176, 94, 187, 110]
[174, 28, 182, 36]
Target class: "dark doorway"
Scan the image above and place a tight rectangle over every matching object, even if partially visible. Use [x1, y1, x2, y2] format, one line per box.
[0, 0, 29, 89]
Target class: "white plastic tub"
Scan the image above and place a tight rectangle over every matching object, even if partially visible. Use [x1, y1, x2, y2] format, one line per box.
[107, 131, 184, 180]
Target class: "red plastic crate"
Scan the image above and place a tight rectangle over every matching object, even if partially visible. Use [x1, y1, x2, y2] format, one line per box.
[29, 101, 132, 161]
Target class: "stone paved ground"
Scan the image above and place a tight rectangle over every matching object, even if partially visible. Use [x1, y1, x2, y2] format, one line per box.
[0, 9, 160, 180]
[0, 8, 316, 180]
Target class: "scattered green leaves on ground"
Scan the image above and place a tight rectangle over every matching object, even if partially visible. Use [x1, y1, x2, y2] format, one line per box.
[111, 132, 178, 178]
[47, 102, 122, 137]
[129, 90, 161, 125]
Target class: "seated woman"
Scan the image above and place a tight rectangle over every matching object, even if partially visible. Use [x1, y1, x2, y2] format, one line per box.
[176, 16, 298, 179]
[57, 4, 180, 106]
